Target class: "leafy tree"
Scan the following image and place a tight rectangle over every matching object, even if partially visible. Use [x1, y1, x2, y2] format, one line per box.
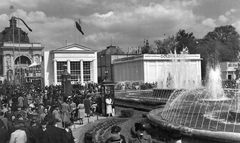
[202, 25, 240, 62]
[141, 39, 157, 54]
[154, 35, 177, 54]
[196, 25, 240, 81]
[175, 29, 197, 54]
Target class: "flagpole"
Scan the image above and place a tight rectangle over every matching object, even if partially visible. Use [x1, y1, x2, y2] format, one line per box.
[9, 6, 15, 84]
[18, 15, 21, 84]
[79, 19, 81, 44]
[74, 21, 76, 44]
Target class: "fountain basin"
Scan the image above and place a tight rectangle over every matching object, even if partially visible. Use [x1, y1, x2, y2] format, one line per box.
[148, 108, 240, 143]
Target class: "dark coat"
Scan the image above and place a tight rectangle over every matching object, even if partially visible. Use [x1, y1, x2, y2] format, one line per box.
[36, 127, 46, 143]
[0, 128, 9, 143]
[83, 98, 91, 115]
[65, 129, 75, 143]
[43, 126, 68, 143]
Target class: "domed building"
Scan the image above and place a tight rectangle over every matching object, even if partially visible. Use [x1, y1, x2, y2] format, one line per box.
[0, 17, 44, 84]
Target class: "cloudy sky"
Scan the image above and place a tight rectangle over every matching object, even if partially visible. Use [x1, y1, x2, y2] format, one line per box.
[0, 0, 240, 52]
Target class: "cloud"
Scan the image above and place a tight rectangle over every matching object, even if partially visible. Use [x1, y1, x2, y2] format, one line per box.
[201, 18, 217, 28]
[232, 21, 240, 34]
[218, 15, 229, 23]
[7, 0, 49, 8]
[5, 9, 75, 49]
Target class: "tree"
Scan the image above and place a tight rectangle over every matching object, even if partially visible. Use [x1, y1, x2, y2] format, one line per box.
[154, 35, 176, 54]
[141, 39, 157, 54]
[175, 29, 197, 54]
[196, 25, 240, 81]
[202, 25, 240, 62]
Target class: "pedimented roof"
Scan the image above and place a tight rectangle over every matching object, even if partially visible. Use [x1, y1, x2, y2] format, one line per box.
[51, 43, 96, 53]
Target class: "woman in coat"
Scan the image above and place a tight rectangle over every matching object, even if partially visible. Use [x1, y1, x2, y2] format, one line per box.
[77, 101, 85, 124]
[106, 95, 113, 117]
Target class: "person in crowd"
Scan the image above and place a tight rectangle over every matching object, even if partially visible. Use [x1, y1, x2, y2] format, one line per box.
[128, 122, 152, 143]
[77, 101, 85, 125]
[64, 121, 75, 143]
[106, 125, 126, 143]
[28, 108, 38, 122]
[36, 121, 47, 143]
[69, 98, 77, 126]
[18, 94, 24, 108]
[106, 95, 113, 117]
[83, 95, 91, 117]
[4, 107, 12, 120]
[0, 119, 9, 143]
[61, 97, 71, 127]
[0, 111, 8, 130]
[23, 95, 28, 109]
[40, 108, 48, 123]
[43, 118, 68, 143]
[52, 106, 62, 128]
[28, 119, 38, 143]
[9, 120, 28, 143]
[1, 104, 8, 114]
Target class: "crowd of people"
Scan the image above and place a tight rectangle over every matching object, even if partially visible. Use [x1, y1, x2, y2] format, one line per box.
[0, 83, 100, 143]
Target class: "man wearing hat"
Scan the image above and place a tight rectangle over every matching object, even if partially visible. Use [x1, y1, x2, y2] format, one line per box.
[106, 125, 126, 143]
[64, 121, 75, 143]
[128, 123, 152, 143]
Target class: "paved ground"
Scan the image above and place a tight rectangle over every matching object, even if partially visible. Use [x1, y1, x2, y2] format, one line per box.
[71, 115, 107, 143]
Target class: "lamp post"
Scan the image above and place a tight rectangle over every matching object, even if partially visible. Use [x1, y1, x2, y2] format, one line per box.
[11, 16, 32, 84]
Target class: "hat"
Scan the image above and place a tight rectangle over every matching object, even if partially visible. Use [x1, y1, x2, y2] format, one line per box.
[135, 123, 145, 131]
[111, 125, 121, 133]
[110, 134, 121, 143]
[64, 121, 72, 128]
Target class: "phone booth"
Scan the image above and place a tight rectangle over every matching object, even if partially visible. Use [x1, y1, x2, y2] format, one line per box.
[61, 64, 72, 97]
[100, 80, 116, 116]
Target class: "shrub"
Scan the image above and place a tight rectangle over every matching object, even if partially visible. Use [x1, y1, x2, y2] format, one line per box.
[121, 109, 134, 118]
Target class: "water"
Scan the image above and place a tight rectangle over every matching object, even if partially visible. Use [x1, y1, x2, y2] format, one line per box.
[206, 65, 224, 99]
[157, 52, 199, 89]
[158, 61, 240, 133]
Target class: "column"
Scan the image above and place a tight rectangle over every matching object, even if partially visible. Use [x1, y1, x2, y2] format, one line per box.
[91, 60, 94, 82]
[80, 60, 83, 85]
[53, 59, 57, 85]
[67, 60, 70, 73]
[3, 55, 6, 78]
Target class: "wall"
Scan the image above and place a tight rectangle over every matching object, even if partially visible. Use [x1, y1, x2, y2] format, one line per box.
[112, 54, 202, 89]
[43, 51, 54, 86]
[113, 60, 144, 82]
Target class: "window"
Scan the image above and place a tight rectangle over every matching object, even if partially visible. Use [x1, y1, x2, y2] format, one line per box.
[228, 74, 232, 80]
[83, 61, 91, 81]
[70, 61, 81, 82]
[57, 61, 67, 82]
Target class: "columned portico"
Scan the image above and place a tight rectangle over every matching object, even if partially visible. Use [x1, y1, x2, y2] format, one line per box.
[43, 43, 97, 86]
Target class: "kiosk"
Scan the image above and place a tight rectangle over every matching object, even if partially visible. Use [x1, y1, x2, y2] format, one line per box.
[61, 64, 72, 97]
[100, 80, 116, 116]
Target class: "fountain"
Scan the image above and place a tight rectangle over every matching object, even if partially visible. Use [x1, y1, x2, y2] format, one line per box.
[148, 58, 240, 142]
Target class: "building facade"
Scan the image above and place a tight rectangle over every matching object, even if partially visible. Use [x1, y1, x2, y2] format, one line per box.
[97, 45, 142, 82]
[220, 62, 239, 80]
[0, 17, 44, 84]
[43, 43, 97, 86]
[113, 54, 202, 89]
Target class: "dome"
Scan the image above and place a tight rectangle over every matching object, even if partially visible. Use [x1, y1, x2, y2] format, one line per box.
[0, 17, 30, 43]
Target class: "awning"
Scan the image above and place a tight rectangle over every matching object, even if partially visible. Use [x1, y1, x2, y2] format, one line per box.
[28, 62, 41, 68]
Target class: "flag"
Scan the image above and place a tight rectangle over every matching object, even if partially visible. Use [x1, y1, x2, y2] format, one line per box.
[75, 21, 84, 35]
[9, 5, 14, 10]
